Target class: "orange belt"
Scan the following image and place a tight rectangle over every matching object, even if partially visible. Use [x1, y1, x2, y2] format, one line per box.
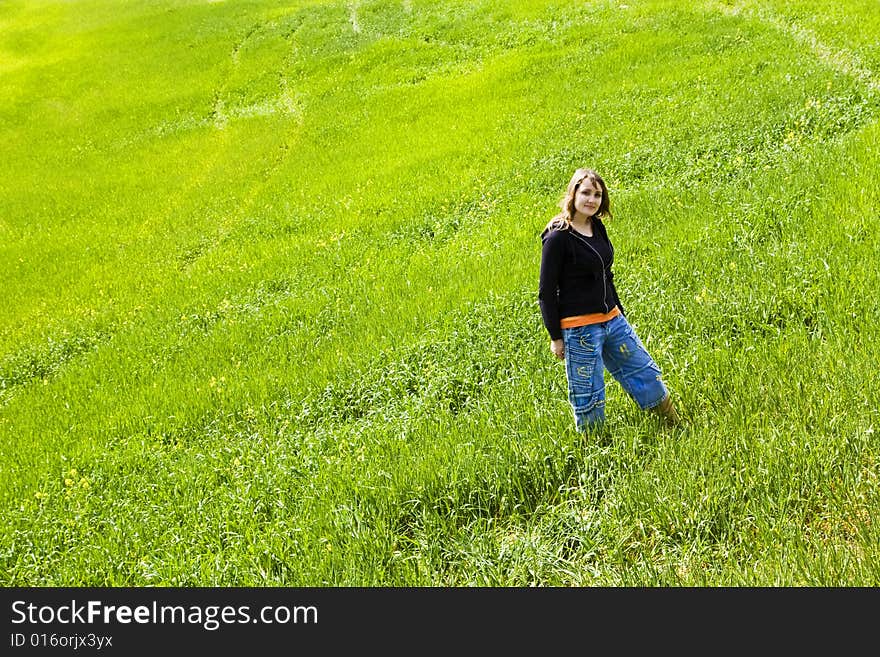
[560, 306, 620, 329]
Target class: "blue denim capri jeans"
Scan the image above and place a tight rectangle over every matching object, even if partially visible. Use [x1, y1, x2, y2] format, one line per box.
[562, 313, 668, 432]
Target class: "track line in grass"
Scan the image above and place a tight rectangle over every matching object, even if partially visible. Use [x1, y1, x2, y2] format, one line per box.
[137, 15, 306, 239]
[348, 1, 361, 34]
[130, 87, 304, 146]
[0, 328, 115, 402]
[713, 1, 880, 92]
[117, 13, 304, 147]
[230, 19, 267, 66]
[3, 7, 309, 405]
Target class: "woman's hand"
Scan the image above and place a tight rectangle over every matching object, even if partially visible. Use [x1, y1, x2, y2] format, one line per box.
[550, 339, 565, 360]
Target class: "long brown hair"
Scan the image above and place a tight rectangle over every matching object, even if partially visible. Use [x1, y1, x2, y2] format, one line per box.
[544, 167, 612, 232]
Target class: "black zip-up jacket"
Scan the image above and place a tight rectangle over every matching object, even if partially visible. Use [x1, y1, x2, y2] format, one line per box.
[538, 217, 625, 341]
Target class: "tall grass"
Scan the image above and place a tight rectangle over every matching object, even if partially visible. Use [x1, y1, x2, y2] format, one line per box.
[1, 0, 878, 585]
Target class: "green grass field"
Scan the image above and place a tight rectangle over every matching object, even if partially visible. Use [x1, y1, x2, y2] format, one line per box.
[2, 0, 878, 585]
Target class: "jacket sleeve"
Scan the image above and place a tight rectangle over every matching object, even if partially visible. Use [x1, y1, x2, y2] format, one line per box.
[538, 231, 564, 341]
[597, 217, 626, 317]
[609, 271, 626, 317]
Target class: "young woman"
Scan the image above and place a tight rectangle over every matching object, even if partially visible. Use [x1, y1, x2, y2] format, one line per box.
[538, 167, 680, 432]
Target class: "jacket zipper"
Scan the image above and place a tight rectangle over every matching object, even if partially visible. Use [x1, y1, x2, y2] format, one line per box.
[570, 229, 610, 313]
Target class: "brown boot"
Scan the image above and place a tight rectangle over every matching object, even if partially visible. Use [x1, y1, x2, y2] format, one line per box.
[652, 394, 681, 428]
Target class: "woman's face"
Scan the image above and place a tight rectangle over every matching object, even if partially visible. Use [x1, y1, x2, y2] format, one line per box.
[573, 179, 603, 218]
